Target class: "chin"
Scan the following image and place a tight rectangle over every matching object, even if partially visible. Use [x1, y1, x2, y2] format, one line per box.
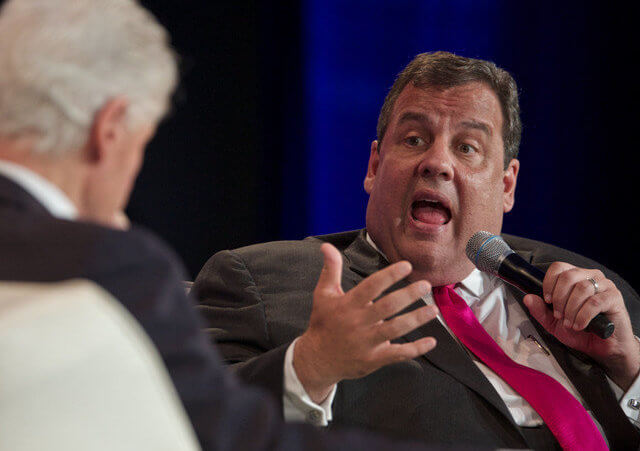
[398, 240, 469, 281]
[398, 241, 444, 270]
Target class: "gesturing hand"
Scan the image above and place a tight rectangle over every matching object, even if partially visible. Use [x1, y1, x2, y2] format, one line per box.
[523, 262, 640, 389]
[294, 243, 438, 403]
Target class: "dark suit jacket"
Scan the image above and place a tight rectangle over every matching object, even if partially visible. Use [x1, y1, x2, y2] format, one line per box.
[195, 228, 640, 450]
[0, 174, 442, 451]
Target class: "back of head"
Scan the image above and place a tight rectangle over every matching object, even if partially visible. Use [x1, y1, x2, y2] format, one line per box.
[377, 51, 522, 166]
[0, 0, 178, 156]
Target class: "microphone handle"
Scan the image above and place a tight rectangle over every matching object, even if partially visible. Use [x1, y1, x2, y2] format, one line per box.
[499, 253, 614, 339]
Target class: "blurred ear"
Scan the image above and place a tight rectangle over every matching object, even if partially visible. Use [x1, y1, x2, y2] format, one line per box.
[363, 140, 380, 194]
[84, 97, 130, 164]
[503, 158, 519, 213]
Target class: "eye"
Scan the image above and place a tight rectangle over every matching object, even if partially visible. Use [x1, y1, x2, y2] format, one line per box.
[404, 136, 425, 147]
[459, 143, 477, 154]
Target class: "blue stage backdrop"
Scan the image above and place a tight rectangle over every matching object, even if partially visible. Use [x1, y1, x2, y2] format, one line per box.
[283, 1, 626, 281]
[290, 0, 503, 238]
[128, 1, 634, 288]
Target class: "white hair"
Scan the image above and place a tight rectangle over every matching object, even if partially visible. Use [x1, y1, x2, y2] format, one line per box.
[0, 0, 178, 155]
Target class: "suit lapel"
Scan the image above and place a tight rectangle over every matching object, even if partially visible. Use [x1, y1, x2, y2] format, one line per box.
[342, 231, 520, 429]
[341, 230, 386, 286]
[402, 313, 518, 425]
[342, 231, 639, 447]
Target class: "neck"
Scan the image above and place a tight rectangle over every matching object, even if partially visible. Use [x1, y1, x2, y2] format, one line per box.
[0, 139, 84, 211]
[407, 260, 476, 287]
[365, 232, 476, 286]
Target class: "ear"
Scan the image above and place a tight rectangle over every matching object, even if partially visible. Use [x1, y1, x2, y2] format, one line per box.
[84, 97, 130, 164]
[363, 140, 380, 194]
[502, 158, 519, 213]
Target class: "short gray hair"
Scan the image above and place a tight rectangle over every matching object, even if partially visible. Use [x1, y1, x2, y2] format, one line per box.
[0, 0, 178, 155]
[377, 52, 521, 167]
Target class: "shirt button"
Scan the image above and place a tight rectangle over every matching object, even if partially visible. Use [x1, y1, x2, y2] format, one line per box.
[628, 399, 640, 410]
[307, 410, 322, 423]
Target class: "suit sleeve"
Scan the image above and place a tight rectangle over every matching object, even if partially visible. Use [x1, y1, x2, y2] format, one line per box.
[81, 229, 284, 449]
[81, 229, 443, 451]
[194, 249, 290, 405]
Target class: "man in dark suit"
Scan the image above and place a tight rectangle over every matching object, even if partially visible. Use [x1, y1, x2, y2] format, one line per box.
[0, 2, 450, 450]
[195, 52, 640, 449]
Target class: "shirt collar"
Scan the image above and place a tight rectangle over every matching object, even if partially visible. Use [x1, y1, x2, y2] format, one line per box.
[458, 269, 487, 297]
[0, 160, 78, 220]
[365, 231, 488, 297]
[365, 232, 387, 262]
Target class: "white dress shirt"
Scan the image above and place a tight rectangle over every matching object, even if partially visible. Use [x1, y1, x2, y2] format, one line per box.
[0, 160, 77, 220]
[282, 233, 640, 430]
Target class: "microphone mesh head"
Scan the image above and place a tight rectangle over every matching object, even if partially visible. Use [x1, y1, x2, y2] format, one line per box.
[465, 231, 514, 274]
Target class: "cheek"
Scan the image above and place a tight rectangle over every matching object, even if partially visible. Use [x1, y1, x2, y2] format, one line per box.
[457, 171, 505, 223]
[371, 164, 412, 208]
[132, 148, 145, 173]
[124, 143, 145, 175]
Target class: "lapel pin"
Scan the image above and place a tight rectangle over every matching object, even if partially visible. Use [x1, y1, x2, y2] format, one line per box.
[527, 335, 550, 356]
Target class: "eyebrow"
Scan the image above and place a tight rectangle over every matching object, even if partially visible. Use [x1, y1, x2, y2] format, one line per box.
[397, 113, 492, 136]
[397, 112, 432, 126]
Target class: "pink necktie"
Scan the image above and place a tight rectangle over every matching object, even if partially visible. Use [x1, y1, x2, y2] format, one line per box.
[432, 284, 608, 451]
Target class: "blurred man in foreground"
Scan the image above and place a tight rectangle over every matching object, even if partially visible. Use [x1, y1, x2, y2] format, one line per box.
[195, 52, 640, 449]
[0, 1, 450, 450]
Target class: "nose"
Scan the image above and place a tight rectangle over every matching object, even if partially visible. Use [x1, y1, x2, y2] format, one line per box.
[416, 138, 454, 181]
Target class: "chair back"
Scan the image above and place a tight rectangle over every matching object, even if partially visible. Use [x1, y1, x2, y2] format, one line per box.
[0, 279, 201, 451]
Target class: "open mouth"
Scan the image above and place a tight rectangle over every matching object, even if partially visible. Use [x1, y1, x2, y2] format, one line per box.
[411, 199, 452, 225]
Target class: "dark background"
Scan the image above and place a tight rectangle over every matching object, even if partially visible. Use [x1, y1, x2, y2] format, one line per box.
[128, 1, 636, 289]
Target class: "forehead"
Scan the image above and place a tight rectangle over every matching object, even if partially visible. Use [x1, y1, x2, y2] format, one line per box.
[390, 81, 503, 132]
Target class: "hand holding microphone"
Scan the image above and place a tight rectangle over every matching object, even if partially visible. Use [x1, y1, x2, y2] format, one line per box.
[466, 232, 640, 390]
[466, 231, 613, 339]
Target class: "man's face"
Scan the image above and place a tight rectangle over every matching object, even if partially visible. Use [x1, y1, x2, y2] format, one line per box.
[364, 82, 519, 285]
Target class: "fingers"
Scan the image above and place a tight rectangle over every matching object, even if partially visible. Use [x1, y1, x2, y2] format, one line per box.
[316, 243, 345, 296]
[367, 280, 431, 322]
[374, 305, 439, 343]
[376, 336, 438, 364]
[544, 263, 610, 328]
[540, 263, 622, 335]
[550, 268, 592, 319]
[544, 263, 599, 313]
[573, 291, 617, 331]
[542, 262, 574, 302]
[523, 294, 555, 331]
[309, 245, 437, 383]
[542, 261, 576, 308]
[563, 278, 614, 329]
[316, 243, 415, 306]
[349, 259, 413, 305]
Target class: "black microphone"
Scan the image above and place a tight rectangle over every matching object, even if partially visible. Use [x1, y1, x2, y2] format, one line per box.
[465, 231, 614, 339]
